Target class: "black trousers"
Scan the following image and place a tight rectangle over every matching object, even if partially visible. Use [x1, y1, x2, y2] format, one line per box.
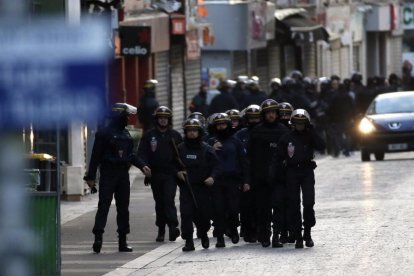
[240, 189, 256, 238]
[93, 167, 130, 236]
[179, 184, 212, 240]
[211, 176, 240, 237]
[254, 181, 272, 242]
[272, 183, 287, 234]
[150, 172, 179, 228]
[286, 167, 315, 236]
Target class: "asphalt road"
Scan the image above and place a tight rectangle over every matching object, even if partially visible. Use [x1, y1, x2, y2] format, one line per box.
[62, 151, 414, 275]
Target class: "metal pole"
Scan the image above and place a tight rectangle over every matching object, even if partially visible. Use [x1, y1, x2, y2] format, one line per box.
[56, 123, 61, 275]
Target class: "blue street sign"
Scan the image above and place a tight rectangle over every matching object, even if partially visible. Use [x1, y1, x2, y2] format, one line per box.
[0, 21, 110, 130]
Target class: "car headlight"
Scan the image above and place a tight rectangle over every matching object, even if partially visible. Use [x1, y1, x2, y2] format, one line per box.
[359, 117, 376, 134]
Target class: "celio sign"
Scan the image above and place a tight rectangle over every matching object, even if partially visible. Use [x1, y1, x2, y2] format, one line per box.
[119, 26, 151, 56]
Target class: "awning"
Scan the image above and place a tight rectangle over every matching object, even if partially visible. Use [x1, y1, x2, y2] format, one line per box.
[275, 9, 329, 44]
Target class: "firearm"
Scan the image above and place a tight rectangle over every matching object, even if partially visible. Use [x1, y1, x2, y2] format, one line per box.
[170, 138, 198, 209]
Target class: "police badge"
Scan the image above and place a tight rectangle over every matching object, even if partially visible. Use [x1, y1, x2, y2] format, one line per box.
[150, 137, 157, 152]
[287, 142, 295, 158]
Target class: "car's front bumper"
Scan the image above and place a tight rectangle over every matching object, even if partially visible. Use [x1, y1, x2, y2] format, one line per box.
[359, 131, 414, 152]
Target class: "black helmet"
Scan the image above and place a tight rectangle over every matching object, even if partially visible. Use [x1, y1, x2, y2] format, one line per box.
[260, 99, 279, 114]
[290, 109, 311, 125]
[351, 72, 363, 84]
[244, 104, 261, 119]
[279, 102, 294, 118]
[188, 112, 206, 128]
[290, 70, 303, 81]
[237, 75, 249, 84]
[111, 103, 137, 117]
[282, 76, 295, 86]
[225, 109, 241, 120]
[213, 113, 231, 125]
[183, 118, 203, 132]
[153, 106, 172, 118]
[144, 79, 158, 90]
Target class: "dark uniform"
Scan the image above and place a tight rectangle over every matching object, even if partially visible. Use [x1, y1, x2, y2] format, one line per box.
[234, 104, 261, 242]
[85, 103, 138, 253]
[249, 99, 289, 247]
[208, 113, 249, 248]
[138, 80, 160, 133]
[176, 118, 218, 251]
[274, 109, 325, 248]
[136, 106, 183, 242]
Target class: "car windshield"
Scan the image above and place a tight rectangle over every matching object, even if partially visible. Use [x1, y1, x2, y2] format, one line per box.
[366, 94, 414, 115]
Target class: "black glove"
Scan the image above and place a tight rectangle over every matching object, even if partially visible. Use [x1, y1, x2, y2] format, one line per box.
[144, 176, 151, 186]
[91, 186, 98, 194]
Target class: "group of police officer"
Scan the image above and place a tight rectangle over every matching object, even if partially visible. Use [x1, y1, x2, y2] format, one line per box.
[85, 90, 325, 253]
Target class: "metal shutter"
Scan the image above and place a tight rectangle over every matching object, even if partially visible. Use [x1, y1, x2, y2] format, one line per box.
[303, 42, 316, 77]
[353, 44, 361, 74]
[155, 51, 170, 107]
[253, 48, 269, 92]
[389, 35, 402, 77]
[268, 43, 281, 79]
[340, 46, 350, 80]
[185, 59, 201, 117]
[170, 45, 185, 130]
[232, 51, 247, 79]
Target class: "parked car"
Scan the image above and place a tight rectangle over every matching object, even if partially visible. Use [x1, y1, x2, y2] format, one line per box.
[357, 91, 414, 161]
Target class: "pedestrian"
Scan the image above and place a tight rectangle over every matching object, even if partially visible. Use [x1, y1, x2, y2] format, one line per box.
[85, 103, 139, 253]
[274, 109, 325, 249]
[249, 99, 289, 248]
[138, 79, 159, 133]
[208, 113, 250, 248]
[175, 118, 218, 251]
[189, 84, 209, 116]
[136, 106, 182, 242]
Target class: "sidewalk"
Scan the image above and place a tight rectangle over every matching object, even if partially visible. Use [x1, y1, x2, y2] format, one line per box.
[60, 167, 144, 225]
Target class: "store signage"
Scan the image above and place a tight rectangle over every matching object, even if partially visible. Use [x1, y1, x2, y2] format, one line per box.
[403, 4, 414, 30]
[119, 26, 151, 56]
[0, 21, 108, 130]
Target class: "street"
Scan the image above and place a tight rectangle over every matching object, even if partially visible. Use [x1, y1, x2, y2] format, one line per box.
[62, 152, 414, 275]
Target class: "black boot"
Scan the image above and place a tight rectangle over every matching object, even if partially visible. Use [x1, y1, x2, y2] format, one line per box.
[119, 235, 133, 252]
[261, 239, 271, 248]
[156, 226, 165, 242]
[231, 228, 239, 244]
[303, 227, 314, 248]
[92, 234, 102, 253]
[169, 227, 180, 241]
[287, 231, 296, 243]
[272, 233, 283, 248]
[295, 231, 304, 249]
[215, 235, 225, 248]
[280, 231, 288, 244]
[182, 238, 195, 252]
[201, 234, 210, 249]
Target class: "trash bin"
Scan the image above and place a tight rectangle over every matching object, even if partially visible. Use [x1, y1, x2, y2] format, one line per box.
[26, 153, 57, 192]
[26, 153, 59, 275]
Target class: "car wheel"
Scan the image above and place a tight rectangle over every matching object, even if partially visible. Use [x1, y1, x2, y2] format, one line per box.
[374, 152, 385, 161]
[361, 150, 370, 162]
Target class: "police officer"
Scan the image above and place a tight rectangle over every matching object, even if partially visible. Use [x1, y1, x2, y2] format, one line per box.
[138, 79, 159, 133]
[274, 109, 325, 248]
[244, 77, 268, 107]
[208, 113, 249, 248]
[176, 118, 218, 251]
[85, 103, 138, 253]
[188, 112, 206, 130]
[249, 99, 289, 248]
[278, 102, 294, 128]
[136, 106, 182, 242]
[234, 104, 261, 242]
[225, 109, 242, 134]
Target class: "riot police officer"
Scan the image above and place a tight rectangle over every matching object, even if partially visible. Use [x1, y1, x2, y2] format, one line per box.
[85, 103, 138, 253]
[278, 102, 294, 128]
[138, 79, 160, 133]
[208, 113, 249, 248]
[225, 109, 242, 134]
[136, 106, 183, 242]
[274, 109, 325, 248]
[234, 104, 261, 242]
[176, 118, 218, 251]
[249, 99, 289, 248]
